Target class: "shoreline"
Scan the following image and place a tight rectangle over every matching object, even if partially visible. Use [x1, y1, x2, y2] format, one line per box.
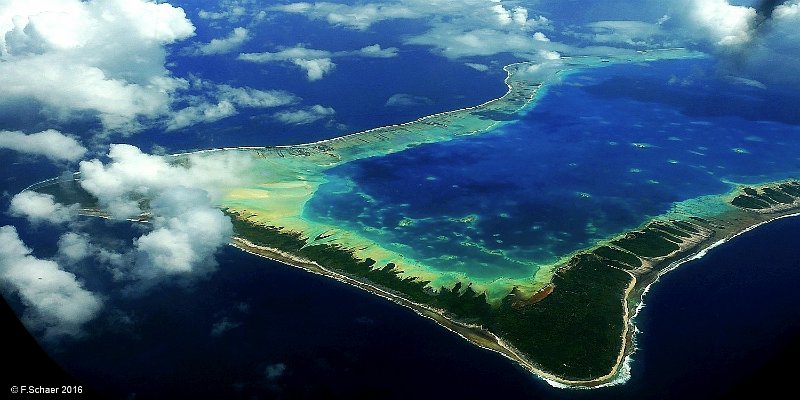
[227, 237, 572, 385]
[226, 206, 800, 388]
[613, 210, 800, 387]
[27, 47, 783, 388]
[169, 48, 703, 158]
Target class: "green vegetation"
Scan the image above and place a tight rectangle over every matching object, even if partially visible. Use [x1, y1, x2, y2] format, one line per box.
[762, 188, 795, 204]
[612, 226, 681, 258]
[436, 282, 493, 323]
[652, 221, 692, 238]
[227, 211, 632, 381]
[31, 177, 800, 383]
[731, 181, 800, 210]
[494, 254, 632, 380]
[33, 179, 99, 208]
[672, 220, 700, 233]
[778, 182, 800, 197]
[593, 245, 643, 269]
[731, 195, 771, 209]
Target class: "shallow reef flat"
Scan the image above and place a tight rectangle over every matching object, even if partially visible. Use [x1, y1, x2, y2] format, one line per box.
[217, 48, 707, 300]
[222, 180, 800, 386]
[34, 48, 800, 386]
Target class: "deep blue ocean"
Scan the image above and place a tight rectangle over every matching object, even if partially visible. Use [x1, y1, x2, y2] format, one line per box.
[12, 213, 798, 399]
[2, 48, 800, 399]
[305, 58, 800, 282]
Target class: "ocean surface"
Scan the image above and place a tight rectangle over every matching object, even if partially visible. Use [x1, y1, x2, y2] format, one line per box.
[2, 53, 800, 398]
[9, 213, 798, 399]
[305, 59, 800, 283]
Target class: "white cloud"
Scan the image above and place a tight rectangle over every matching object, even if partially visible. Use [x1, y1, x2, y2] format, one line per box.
[0, 0, 195, 131]
[0, 129, 86, 162]
[273, 105, 336, 125]
[354, 44, 399, 58]
[407, 26, 562, 59]
[394, 1, 554, 59]
[491, 4, 513, 26]
[465, 62, 489, 71]
[292, 58, 336, 81]
[9, 191, 78, 225]
[167, 83, 299, 130]
[58, 232, 92, 263]
[271, 2, 417, 30]
[79, 144, 253, 219]
[775, 1, 800, 18]
[133, 187, 232, 278]
[238, 46, 331, 63]
[539, 49, 562, 60]
[77, 144, 254, 281]
[512, 6, 529, 26]
[198, 0, 249, 21]
[238, 44, 398, 81]
[272, 1, 554, 60]
[193, 27, 250, 55]
[728, 0, 800, 87]
[216, 85, 299, 108]
[0, 225, 102, 339]
[688, 0, 756, 46]
[167, 101, 237, 131]
[651, 0, 800, 88]
[533, 31, 550, 42]
[581, 21, 664, 47]
[238, 46, 336, 81]
[385, 93, 433, 107]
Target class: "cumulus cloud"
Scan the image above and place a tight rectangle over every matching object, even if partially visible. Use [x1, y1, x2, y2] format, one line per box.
[532, 31, 550, 42]
[385, 93, 433, 107]
[58, 232, 92, 263]
[0, 129, 86, 162]
[727, 0, 800, 87]
[79, 144, 253, 219]
[272, 1, 554, 60]
[687, 0, 757, 46]
[9, 191, 78, 225]
[0, 225, 102, 339]
[402, 1, 554, 59]
[193, 27, 250, 55]
[352, 44, 399, 58]
[659, 0, 800, 87]
[490, 2, 535, 29]
[216, 85, 299, 108]
[238, 43, 397, 81]
[239, 46, 335, 81]
[292, 58, 336, 81]
[198, 0, 251, 22]
[167, 101, 237, 131]
[577, 21, 666, 47]
[0, 0, 196, 131]
[76, 144, 254, 281]
[273, 105, 336, 125]
[271, 2, 417, 30]
[167, 83, 298, 130]
[407, 26, 562, 59]
[133, 187, 232, 279]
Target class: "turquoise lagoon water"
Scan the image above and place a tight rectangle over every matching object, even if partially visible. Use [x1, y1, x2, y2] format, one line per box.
[305, 58, 800, 280]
